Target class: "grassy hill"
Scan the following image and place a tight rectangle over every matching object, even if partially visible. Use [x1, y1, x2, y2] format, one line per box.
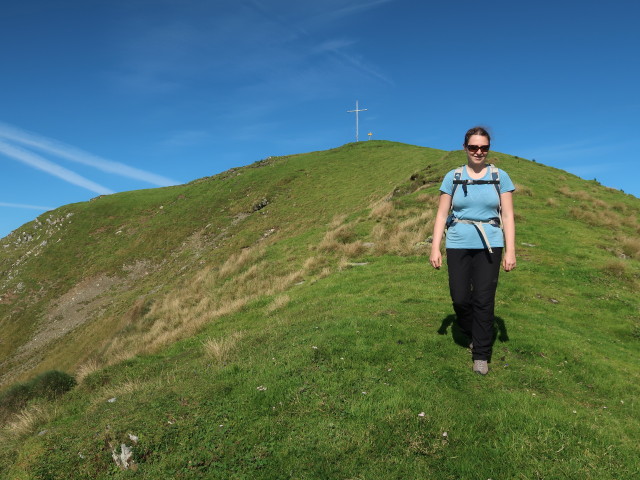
[0, 140, 638, 478]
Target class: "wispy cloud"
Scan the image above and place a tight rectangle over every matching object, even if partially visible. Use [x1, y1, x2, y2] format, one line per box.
[245, 1, 394, 85]
[312, 39, 357, 54]
[0, 123, 178, 186]
[0, 202, 54, 211]
[329, 47, 394, 85]
[0, 140, 114, 195]
[317, 0, 396, 22]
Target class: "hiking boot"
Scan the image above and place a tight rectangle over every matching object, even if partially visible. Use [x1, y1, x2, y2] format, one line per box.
[472, 360, 488, 375]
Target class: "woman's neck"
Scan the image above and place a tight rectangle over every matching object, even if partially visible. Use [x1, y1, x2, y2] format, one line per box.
[466, 162, 487, 178]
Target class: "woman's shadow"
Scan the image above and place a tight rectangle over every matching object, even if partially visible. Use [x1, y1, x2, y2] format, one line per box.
[437, 314, 509, 348]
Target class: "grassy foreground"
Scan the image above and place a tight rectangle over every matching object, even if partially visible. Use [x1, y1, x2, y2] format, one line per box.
[0, 141, 638, 478]
[4, 256, 639, 479]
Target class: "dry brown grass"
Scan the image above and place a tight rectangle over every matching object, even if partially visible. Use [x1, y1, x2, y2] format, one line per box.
[1, 404, 51, 439]
[339, 241, 368, 258]
[569, 208, 616, 228]
[514, 184, 533, 196]
[203, 331, 244, 364]
[592, 198, 608, 209]
[371, 223, 386, 240]
[318, 267, 332, 279]
[328, 214, 348, 229]
[76, 359, 101, 382]
[622, 217, 639, 230]
[619, 236, 640, 259]
[416, 192, 438, 204]
[318, 224, 356, 252]
[266, 295, 291, 314]
[558, 186, 593, 202]
[369, 201, 394, 219]
[303, 256, 327, 273]
[546, 198, 559, 207]
[369, 209, 433, 256]
[600, 260, 628, 278]
[218, 246, 265, 279]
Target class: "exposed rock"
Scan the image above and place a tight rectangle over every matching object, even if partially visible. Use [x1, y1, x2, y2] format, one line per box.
[111, 443, 134, 470]
[253, 198, 270, 211]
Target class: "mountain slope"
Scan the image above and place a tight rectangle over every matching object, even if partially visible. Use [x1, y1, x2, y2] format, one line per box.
[1, 141, 639, 478]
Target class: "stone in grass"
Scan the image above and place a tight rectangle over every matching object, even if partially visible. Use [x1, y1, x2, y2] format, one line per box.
[112, 443, 135, 470]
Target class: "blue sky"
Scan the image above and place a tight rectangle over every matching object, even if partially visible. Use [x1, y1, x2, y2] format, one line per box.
[1, 0, 639, 238]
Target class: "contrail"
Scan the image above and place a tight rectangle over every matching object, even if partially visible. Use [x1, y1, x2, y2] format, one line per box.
[0, 202, 54, 211]
[0, 140, 114, 195]
[0, 123, 178, 187]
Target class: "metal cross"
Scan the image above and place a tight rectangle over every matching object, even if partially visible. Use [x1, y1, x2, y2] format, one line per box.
[347, 100, 367, 142]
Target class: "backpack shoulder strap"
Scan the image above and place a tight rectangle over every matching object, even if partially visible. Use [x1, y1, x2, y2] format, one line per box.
[451, 165, 465, 198]
[488, 164, 500, 197]
[488, 164, 503, 227]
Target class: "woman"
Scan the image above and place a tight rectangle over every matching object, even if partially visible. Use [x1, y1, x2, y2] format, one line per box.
[430, 127, 516, 375]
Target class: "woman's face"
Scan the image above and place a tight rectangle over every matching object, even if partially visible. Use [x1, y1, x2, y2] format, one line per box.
[464, 134, 490, 167]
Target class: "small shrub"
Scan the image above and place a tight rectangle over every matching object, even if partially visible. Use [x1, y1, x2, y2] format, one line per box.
[31, 370, 77, 400]
[546, 198, 559, 207]
[0, 384, 31, 422]
[0, 371, 76, 424]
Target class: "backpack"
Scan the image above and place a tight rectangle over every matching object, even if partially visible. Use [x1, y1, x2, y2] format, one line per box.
[446, 164, 502, 253]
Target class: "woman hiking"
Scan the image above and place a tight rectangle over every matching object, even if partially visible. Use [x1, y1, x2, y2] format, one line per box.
[430, 126, 516, 375]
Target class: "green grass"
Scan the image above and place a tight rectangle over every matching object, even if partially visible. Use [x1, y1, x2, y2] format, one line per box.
[4, 257, 638, 478]
[0, 140, 638, 478]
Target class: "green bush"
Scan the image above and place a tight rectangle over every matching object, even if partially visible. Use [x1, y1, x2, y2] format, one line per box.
[30, 370, 77, 400]
[0, 370, 76, 423]
[0, 384, 32, 421]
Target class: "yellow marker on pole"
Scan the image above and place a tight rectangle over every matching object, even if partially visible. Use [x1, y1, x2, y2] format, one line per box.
[368, 132, 373, 140]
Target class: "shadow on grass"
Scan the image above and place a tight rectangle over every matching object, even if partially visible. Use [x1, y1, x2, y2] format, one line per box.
[437, 315, 510, 348]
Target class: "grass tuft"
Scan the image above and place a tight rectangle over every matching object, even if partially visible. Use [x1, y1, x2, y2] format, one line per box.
[619, 236, 640, 259]
[203, 331, 244, 364]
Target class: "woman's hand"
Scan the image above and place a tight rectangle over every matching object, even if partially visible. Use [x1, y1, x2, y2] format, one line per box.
[430, 249, 442, 270]
[502, 251, 516, 271]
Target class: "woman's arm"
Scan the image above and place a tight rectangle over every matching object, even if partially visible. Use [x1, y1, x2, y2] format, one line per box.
[430, 193, 452, 269]
[500, 191, 516, 271]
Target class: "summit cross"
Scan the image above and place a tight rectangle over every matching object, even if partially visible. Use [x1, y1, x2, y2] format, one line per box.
[347, 100, 367, 142]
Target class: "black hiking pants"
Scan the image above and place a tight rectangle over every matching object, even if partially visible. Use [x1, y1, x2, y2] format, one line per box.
[446, 248, 502, 361]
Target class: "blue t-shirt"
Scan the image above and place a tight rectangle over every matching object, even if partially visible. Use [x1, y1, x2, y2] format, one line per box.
[439, 166, 515, 249]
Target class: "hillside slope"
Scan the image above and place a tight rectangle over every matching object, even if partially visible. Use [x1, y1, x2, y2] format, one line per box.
[1, 141, 639, 478]
[0, 141, 449, 385]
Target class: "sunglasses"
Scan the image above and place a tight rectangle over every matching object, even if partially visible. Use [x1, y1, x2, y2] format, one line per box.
[466, 144, 490, 153]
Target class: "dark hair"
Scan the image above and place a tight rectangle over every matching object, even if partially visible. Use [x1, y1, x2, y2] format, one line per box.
[463, 126, 491, 146]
